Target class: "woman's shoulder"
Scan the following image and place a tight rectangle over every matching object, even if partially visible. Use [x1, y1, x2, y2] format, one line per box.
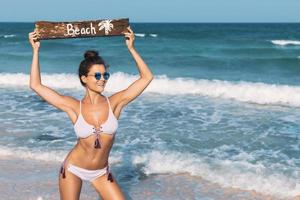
[107, 91, 124, 105]
[59, 95, 80, 123]
[107, 90, 129, 112]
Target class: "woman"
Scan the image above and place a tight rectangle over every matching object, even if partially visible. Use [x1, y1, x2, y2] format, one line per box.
[28, 26, 153, 200]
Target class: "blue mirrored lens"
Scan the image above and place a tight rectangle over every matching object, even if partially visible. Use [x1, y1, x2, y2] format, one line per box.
[95, 72, 101, 80]
[103, 72, 110, 80]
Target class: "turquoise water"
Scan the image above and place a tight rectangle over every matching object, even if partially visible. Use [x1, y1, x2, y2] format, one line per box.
[0, 23, 299, 199]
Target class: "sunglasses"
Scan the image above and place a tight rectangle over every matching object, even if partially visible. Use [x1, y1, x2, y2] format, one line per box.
[87, 72, 110, 81]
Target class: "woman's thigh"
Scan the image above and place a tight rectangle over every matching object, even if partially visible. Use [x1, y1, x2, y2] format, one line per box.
[91, 173, 126, 200]
[58, 168, 83, 200]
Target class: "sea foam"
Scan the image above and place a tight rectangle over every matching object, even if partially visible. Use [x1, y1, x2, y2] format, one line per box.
[2, 34, 16, 38]
[1, 72, 300, 107]
[132, 150, 300, 198]
[0, 145, 123, 164]
[271, 40, 300, 46]
[134, 33, 146, 37]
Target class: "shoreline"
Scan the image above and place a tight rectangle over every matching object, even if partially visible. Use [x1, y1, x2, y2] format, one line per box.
[0, 156, 98, 200]
[1, 156, 298, 200]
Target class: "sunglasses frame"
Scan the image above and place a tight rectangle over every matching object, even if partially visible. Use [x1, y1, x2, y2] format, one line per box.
[87, 72, 110, 81]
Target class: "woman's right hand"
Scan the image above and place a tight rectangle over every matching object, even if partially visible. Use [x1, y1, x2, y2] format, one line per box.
[28, 31, 40, 51]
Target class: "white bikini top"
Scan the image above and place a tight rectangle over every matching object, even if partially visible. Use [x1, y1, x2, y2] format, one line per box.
[74, 96, 118, 139]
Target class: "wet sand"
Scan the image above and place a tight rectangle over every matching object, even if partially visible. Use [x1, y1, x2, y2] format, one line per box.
[0, 156, 98, 200]
[130, 173, 290, 200]
[0, 156, 297, 200]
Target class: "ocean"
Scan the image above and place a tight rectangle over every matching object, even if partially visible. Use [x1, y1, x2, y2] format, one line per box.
[0, 22, 299, 200]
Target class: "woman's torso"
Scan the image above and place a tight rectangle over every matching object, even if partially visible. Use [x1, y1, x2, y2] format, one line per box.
[66, 95, 119, 169]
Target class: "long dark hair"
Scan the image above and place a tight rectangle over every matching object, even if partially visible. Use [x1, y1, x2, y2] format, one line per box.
[78, 50, 109, 86]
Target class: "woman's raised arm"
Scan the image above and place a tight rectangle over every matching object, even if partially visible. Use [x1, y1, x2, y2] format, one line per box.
[112, 26, 154, 107]
[28, 31, 77, 113]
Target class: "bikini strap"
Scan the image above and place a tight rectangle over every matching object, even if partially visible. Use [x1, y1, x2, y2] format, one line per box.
[60, 147, 76, 179]
[107, 163, 113, 182]
[105, 96, 112, 112]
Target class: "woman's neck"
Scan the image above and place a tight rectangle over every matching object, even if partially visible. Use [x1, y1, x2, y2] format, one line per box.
[83, 89, 105, 104]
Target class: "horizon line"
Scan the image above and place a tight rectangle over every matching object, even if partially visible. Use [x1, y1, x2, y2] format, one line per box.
[0, 21, 299, 24]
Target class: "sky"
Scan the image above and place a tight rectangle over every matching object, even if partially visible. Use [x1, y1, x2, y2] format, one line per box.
[0, 0, 299, 23]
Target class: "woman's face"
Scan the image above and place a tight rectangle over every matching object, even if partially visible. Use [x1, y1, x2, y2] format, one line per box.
[81, 64, 108, 93]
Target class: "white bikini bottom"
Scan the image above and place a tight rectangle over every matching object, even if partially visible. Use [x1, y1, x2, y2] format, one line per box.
[63, 163, 112, 182]
[59, 147, 114, 182]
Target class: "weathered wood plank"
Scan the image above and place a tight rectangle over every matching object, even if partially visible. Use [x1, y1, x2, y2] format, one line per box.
[35, 18, 129, 40]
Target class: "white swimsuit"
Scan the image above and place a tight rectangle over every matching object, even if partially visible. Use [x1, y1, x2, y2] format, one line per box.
[74, 96, 118, 148]
[60, 96, 118, 182]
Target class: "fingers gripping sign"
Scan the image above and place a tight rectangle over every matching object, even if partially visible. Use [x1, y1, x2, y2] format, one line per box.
[122, 26, 135, 50]
[28, 30, 40, 51]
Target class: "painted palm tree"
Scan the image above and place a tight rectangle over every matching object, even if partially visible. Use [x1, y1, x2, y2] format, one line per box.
[98, 20, 114, 35]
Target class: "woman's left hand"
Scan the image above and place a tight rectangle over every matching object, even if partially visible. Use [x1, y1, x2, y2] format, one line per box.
[123, 26, 135, 50]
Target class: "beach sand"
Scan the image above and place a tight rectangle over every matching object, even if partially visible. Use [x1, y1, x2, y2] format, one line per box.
[0, 156, 98, 200]
[1, 155, 295, 200]
[130, 174, 287, 200]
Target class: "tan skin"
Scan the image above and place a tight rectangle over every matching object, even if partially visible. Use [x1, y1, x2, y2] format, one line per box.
[28, 27, 153, 200]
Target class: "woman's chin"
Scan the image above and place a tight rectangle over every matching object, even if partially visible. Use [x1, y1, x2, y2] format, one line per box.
[96, 86, 105, 92]
[88, 86, 104, 93]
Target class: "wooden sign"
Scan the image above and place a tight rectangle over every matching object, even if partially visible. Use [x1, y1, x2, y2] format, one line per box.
[35, 18, 129, 40]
